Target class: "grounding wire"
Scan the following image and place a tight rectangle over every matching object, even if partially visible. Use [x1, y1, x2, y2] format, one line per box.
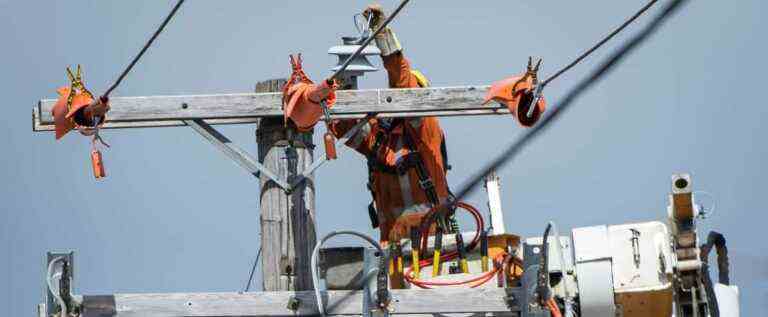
[243, 246, 263, 292]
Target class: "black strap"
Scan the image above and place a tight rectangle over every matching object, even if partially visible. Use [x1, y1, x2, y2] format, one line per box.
[400, 127, 440, 206]
[364, 120, 443, 228]
[700, 231, 730, 285]
[440, 133, 451, 172]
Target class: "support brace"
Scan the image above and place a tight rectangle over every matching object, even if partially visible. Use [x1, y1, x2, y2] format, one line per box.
[185, 119, 290, 190]
[290, 114, 376, 188]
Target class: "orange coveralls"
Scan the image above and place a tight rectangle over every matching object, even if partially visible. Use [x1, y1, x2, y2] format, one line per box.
[332, 53, 449, 244]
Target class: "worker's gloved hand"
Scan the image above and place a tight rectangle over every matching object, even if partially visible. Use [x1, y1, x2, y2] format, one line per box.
[363, 4, 386, 30]
[362, 3, 401, 56]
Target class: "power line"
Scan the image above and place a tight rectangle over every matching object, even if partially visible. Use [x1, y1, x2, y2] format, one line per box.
[243, 246, 262, 292]
[103, 0, 187, 97]
[527, 0, 661, 118]
[542, 0, 660, 87]
[452, 0, 690, 204]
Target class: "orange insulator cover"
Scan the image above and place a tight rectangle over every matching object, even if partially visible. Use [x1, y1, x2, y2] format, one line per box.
[283, 81, 336, 131]
[91, 149, 106, 179]
[282, 54, 337, 132]
[52, 86, 95, 139]
[323, 132, 337, 160]
[483, 75, 546, 127]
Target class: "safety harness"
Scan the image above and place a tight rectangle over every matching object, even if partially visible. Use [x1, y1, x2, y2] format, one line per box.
[364, 118, 449, 232]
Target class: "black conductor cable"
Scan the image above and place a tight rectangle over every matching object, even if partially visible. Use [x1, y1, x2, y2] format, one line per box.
[450, 0, 691, 205]
[526, 0, 661, 118]
[102, 0, 187, 98]
[243, 246, 263, 292]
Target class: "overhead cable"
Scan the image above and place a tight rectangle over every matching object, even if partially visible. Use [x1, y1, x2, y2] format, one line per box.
[542, 0, 660, 87]
[451, 0, 691, 205]
[103, 0, 187, 97]
[527, 0, 661, 117]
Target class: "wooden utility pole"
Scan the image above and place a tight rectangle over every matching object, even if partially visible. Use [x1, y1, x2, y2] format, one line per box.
[255, 79, 317, 291]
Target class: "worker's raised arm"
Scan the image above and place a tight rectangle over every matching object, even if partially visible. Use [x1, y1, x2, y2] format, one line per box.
[382, 53, 420, 89]
[364, 4, 421, 89]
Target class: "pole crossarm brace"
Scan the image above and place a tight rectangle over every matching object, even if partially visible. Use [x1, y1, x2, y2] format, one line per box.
[77, 288, 517, 317]
[33, 86, 505, 131]
[290, 114, 374, 188]
[185, 119, 290, 190]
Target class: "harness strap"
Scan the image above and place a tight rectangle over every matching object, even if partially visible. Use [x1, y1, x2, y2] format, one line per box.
[365, 119, 446, 231]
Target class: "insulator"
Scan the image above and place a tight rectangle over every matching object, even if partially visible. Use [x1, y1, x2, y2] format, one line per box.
[328, 36, 380, 90]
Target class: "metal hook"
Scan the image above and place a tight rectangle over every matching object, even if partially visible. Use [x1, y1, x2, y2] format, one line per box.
[525, 57, 544, 119]
[353, 12, 374, 43]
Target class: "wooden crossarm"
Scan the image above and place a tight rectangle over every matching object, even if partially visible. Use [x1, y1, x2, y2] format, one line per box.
[78, 288, 516, 316]
[33, 86, 509, 131]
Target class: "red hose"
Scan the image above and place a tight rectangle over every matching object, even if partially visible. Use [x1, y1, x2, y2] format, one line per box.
[406, 253, 512, 289]
[405, 202, 501, 289]
[406, 265, 499, 287]
[418, 202, 484, 259]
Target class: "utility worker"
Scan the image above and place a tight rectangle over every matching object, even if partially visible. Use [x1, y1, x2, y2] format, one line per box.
[331, 4, 452, 246]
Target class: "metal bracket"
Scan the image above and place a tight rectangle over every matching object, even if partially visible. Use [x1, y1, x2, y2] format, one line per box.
[521, 243, 551, 317]
[44, 251, 76, 317]
[185, 119, 291, 190]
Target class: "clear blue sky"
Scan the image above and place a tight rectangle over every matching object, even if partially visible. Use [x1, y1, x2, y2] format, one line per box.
[2, 1, 766, 315]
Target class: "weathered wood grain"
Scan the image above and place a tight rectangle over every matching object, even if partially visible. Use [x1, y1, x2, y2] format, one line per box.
[256, 80, 316, 292]
[33, 86, 507, 131]
[91, 288, 514, 316]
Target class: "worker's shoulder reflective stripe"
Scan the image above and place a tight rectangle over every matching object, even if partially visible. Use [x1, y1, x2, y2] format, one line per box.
[393, 202, 432, 218]
[392, 196, 450, 217]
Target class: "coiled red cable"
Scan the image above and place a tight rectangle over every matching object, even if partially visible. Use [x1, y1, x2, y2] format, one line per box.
[417, 202, 484, 259]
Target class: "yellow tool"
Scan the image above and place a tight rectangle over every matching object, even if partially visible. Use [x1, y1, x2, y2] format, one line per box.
[481, 230, 489, 272]
[388, 243, 396, 276]
[410, 228, 421, 277]
[432, 228, 443, 277]
[395, 242, 404, 274]
[456, 233, 469, 274]
[64, 65, 95, 112]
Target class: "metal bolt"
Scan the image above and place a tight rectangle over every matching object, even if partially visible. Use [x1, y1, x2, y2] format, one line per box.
[181, 103, 189, 109]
